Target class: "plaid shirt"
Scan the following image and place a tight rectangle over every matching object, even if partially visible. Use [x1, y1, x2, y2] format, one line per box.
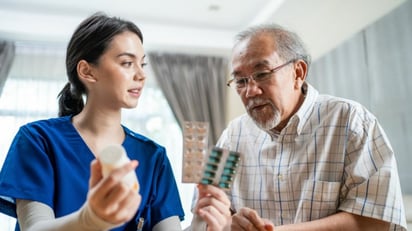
[217, 83, 407, 230]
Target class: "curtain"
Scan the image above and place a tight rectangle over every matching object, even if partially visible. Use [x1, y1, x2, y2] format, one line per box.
[309, 0, 412, 193]
[148, 52, 229, 146]
[0, 40, 15, 97]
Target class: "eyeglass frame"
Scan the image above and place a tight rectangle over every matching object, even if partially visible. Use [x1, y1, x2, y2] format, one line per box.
[226, 59, 298, 90]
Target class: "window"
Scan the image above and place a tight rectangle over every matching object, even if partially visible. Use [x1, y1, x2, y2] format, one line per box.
[0, 43, 193, 229]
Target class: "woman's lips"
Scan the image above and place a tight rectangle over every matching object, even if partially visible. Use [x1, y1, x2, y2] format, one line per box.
[128, 88, 140, 97]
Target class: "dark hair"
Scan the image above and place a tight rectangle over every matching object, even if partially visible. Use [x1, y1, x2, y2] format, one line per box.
[57, 12, 143, 117]
[235, 24, 311, 70]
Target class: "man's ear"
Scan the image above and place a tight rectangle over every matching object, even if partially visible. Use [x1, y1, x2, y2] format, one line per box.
[293, 59, 307, 89]
[77, 60, 97, 83]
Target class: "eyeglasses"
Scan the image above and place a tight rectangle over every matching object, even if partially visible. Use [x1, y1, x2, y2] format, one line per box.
[226, 59, 297, 90]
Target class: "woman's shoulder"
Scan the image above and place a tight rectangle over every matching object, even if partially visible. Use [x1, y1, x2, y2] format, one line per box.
[122, 126, 165, 151]
[21, 116, 72, 131]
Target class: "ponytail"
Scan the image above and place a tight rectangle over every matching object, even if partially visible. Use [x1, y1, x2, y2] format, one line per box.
[57, 82, 84, 117]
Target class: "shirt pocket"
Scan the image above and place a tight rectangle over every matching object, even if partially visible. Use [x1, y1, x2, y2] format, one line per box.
[294, 179, 341, 222]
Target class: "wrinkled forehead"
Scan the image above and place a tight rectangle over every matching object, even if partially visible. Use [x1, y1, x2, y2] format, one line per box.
[231, 34, 281, 73]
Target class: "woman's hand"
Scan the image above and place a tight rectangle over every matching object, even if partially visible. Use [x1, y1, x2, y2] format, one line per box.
[231, 207, 274, 231]
[87, 159, 141, 225]
[195, 184, 232, 231]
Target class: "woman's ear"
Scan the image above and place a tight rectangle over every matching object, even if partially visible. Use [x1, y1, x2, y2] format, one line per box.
[293, 59, 307, 89]
[77, 60, 97, 83]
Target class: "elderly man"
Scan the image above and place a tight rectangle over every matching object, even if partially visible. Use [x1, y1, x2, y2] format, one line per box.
[190, 24, 407, 231]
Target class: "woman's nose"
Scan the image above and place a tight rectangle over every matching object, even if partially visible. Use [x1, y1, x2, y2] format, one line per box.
[134, 67, 146, 81]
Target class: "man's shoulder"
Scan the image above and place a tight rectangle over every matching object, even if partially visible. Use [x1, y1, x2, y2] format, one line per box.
[314, 94, 377, 124]
[317, 94, 367, 112]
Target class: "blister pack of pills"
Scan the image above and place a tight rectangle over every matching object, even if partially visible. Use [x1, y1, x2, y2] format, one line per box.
[182, 121, 240, 191]
[182, 121, 209, 183]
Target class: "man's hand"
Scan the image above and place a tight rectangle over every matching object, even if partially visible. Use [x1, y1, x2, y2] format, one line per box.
[231, 207, 274, 231]
[195, 184, 232, 231]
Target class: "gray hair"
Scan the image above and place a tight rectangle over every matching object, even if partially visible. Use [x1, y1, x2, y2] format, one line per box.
[235, 24, 311, 70]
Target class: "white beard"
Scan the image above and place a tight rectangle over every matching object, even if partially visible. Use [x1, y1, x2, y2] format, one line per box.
[246, 98, 281, 131]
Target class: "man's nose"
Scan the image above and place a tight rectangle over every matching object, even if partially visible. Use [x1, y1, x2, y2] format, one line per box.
[244, 80, 262, 98]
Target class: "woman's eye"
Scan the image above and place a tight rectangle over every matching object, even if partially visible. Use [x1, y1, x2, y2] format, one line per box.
[122, 61, 133, 67]
[141, 62, 148, 68]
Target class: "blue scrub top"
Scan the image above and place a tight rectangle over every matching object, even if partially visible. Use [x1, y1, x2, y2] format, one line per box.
[0, 116, 184, 231]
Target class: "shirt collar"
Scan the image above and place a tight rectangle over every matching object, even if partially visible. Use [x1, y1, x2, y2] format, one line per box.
[288, 82, 318, 135]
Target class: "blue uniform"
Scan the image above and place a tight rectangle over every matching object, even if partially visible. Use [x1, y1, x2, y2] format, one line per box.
[0, 116, 184, 231]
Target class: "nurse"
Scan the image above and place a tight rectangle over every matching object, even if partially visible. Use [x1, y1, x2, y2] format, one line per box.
[0, 12, 184, 231]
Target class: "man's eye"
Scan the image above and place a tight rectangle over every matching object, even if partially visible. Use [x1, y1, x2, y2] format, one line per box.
[235, 78, 248, 85]
[253, 72, 271, 81]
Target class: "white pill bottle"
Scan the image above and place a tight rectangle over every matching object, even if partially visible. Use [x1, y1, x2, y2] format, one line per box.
[98, 144, 140, 192]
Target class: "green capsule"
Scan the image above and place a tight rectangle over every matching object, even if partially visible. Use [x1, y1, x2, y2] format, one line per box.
[225, 161, 237, 168]
[201, 178, 213, 185]
[227, 154, 240, 162]
[218, 182, 230, 189]
[206, 163, 218, 171]
[210, 149, 223, 158]
[223, 167, 235, 175]
[208, 156, 220, 164]
[220, 175, 232, 182]
[203, 171, 215, 178]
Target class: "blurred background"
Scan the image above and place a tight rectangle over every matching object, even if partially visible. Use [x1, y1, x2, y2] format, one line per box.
[0, 0, 411, 229]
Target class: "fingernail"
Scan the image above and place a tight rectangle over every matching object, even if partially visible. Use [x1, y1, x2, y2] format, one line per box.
[131, 160, 138, 168]
[198, 208, 204, 216]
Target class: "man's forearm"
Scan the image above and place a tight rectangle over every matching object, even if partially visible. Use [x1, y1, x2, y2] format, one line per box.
[276, 212, 390, 231]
